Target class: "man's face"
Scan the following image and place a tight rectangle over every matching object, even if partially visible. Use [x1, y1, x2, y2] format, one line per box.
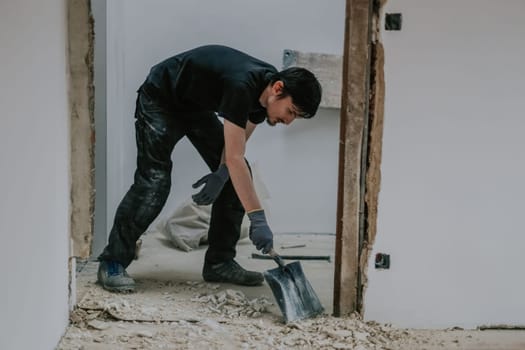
[265, 81, 302, 126]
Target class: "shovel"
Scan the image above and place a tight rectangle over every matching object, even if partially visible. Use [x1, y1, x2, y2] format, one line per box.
[263, 248, 324, 323]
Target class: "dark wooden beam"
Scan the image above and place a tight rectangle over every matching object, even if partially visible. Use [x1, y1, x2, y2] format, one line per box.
[333, 0, 373, 316]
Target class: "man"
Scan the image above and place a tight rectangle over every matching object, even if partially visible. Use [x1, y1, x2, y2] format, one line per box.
[97, 45, 322, 292]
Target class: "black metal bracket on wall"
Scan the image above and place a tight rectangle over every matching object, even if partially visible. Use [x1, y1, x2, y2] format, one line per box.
[385, 13, 402, 31]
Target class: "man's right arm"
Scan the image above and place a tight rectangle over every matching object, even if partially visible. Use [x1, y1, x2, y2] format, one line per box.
[224, 119, 273, 253]
[223, 119, 261, 212]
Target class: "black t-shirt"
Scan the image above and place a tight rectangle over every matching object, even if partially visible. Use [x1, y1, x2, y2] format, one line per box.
[140, 45, 277, 129]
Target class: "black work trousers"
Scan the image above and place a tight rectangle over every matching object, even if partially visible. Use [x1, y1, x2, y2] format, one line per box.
[98, 90, 245, 268]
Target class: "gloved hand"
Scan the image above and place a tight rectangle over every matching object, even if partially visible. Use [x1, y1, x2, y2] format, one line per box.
[247, 209, 273, 254]
[192, 164, 229, 205]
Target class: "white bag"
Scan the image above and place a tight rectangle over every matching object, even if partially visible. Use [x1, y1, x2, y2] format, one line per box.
[156, 162, 270, 252]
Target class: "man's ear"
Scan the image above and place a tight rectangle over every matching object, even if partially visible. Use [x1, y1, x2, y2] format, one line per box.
[271, 80, 284, 95]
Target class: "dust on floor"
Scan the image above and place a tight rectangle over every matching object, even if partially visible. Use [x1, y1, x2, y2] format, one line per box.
[58, 233, 525, 350]
[58, 272, 415, 350]
[58, 266, 525, 350]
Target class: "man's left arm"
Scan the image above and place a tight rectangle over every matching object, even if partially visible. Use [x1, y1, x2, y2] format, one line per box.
[192, 121, 258, 205]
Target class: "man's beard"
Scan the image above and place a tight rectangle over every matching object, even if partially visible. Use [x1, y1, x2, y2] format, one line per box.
[266, 117, 276, 126]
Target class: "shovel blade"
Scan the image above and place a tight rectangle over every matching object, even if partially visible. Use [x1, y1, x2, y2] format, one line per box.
[263, 261, 324, 323]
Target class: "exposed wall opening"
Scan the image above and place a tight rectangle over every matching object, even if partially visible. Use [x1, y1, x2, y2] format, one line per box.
[67, 0, 386, 318]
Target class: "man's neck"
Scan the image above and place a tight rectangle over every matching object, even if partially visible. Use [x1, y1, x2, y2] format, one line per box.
[258, 84, 271, 108]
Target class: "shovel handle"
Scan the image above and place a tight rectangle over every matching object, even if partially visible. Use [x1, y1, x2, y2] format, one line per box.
[268, 248, 286, 268]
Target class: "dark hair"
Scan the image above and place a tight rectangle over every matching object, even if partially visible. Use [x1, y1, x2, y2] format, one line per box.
[270, 67, 322, 118]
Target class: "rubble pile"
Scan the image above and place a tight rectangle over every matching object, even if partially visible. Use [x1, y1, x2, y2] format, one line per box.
[238, 314, 415, 349]
[59, 268, 421, 349]
[191, 288, 273, 318]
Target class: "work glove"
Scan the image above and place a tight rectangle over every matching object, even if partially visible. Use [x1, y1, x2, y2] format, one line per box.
[192, 164, 229, 205]
[247, 209, 274, 254]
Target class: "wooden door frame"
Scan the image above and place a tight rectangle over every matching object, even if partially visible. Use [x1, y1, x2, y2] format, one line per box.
[68, 0, 95, 260]
[334, 0, 386, 316]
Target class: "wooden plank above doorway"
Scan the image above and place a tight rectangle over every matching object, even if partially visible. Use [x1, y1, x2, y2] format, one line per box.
[282, 50, 343, 109]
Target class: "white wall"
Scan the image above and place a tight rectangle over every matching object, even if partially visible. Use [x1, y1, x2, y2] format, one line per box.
[365, 0, 525, 328]
[0, 0, 71, 349]
[105, 0, 345, 239]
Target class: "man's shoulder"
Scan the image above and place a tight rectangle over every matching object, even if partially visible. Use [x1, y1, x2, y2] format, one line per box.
[176, 45, 245, 60]
[179, 45, 274, 69]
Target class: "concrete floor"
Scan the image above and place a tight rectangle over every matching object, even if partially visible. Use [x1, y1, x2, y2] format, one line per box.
[67, 232, 525, 350]
[126, 231, 336, 318]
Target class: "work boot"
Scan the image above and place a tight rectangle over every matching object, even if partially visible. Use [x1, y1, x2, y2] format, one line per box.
[97, 260, 135, 292]
[202, 260, 264, 286]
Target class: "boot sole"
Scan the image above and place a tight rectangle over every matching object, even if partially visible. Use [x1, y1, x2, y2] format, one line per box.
[202, 275, 264, 287]
[97, 280, 135, 293]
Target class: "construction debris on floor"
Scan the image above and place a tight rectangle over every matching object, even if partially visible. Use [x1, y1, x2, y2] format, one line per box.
[58, 278, 417, 350]
[58, 233, 525, 350]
